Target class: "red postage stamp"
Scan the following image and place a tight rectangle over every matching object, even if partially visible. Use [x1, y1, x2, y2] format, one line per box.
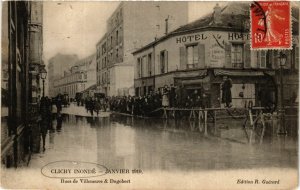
[250, 1, 291, 50]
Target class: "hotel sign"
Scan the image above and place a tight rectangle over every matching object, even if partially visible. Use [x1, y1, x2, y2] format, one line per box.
[176, 32, 251, 44]
[176, 33, 208, 43]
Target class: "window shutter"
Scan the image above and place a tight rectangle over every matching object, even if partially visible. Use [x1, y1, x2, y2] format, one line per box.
[180, 47, 187, 70]
[244, 44, 251, 68]
[198, 43, 205, 68]
[225, 43, 231, 68]
[272, 50, 279, 69]
[119, 30, 122, 45]
[295, 47, 299, 70]
[157, 54, 160, 74]
[285, 50, 292, 69]
[260, 51, 266, 68]
[165, 51, 168, 73]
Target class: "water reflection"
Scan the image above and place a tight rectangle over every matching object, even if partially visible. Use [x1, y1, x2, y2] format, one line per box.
[36, 114, 298, 171]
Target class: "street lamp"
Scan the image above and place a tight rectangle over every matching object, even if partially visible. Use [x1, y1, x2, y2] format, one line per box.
[278, 51, 287, 135]
[40, 67, 47, 97]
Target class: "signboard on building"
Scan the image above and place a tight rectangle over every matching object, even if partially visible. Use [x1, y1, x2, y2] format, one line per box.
[210, 43, 225, 67]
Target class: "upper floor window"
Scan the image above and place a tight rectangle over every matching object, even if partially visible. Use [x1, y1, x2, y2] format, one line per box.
[231, 43, 244, 68]
[110, 36, 113, 47]
[110, 52, 113, 63]
[148, 53, 152, 76]
[257, 51, 266, 68]
[186, 44, 198, 69]
[160, 50, 168, 74]
[116, 30, 119, 45]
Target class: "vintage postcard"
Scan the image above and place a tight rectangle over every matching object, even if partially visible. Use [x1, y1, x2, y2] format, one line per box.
[1, 1, 299, 190]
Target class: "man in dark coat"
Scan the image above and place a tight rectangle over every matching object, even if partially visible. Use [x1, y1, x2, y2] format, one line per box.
[169, 84, 176, 108]
[56, 95, 62, 113]
[40, 97, 50, 151]
[221, 76, 232, 107]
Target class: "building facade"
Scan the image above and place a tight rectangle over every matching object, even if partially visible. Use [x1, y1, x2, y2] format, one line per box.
[47, 53, 79, 97]
[133, 3, 299, 108]
[53, 54, 96, 99]
[1, 1, 44, 168]
[96, 2, 188, 96]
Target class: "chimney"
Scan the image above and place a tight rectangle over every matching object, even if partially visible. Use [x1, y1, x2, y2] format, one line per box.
[213, 3, 222, 24]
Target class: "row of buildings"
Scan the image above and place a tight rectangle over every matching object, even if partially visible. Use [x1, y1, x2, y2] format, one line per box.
[48, 2, 299, 109]
[48, 2, 188, 99]
[2, 1, 45, 167]
[49, 54, 96, 99]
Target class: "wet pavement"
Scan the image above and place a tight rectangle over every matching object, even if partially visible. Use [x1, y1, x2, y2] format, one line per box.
[27, 112, 298, 171]
[2, 111, 298, 190]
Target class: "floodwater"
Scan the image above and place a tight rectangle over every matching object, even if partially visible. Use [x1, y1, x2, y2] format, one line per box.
[27, 112, 298, 171]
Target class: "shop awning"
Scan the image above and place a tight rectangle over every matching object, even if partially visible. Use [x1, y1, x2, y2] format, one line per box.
[181, 78, 207, 85]
[174, 69, 207, 79]
[214, 69, 275, 77]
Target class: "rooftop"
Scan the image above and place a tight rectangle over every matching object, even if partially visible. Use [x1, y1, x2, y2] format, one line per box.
[133, 2, 299, 54]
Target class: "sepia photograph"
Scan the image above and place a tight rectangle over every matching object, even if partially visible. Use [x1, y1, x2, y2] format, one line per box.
[1, 1, 299, 189]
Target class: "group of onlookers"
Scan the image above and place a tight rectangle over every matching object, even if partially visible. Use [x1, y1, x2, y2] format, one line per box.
[79, 85, 212, 117]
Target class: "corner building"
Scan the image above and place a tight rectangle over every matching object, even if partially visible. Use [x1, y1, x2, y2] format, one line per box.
[133, 3, 299, 108]
[96, 2, 188, 96]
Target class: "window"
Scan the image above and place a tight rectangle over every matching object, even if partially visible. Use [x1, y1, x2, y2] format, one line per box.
[186, 45, 198, 69]
[148, 53, 152, 76]
[257, 51, 266, 68]
[116, 48, 119, 58]
[116, 30, 119, 44]
[110, 36, 113, 47]
[135, 87, 140, 96]
[160, 50, 168, 74]
[231, 44, 244, 68]
[137, 58, 141, 78]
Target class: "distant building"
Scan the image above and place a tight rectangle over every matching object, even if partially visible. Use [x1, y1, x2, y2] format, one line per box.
[53, 54, 96, 99]
[47, 53, 79, 97]
[96, 2, 188, 96]
[133, 3, 299, 108]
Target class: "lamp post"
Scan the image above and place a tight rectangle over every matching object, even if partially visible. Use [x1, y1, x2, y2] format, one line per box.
[278, 51, 287, 135]
[40, 67, 47, 97]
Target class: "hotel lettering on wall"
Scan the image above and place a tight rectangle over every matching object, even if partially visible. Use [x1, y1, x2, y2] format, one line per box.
[176, 33, 208, 43]
[176, 32, 251, 44]
[228, 32, 251, 41]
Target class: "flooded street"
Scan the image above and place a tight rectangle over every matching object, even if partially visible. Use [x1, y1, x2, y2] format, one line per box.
[28, 112, 298, 171]
[2, 110, 298, 190]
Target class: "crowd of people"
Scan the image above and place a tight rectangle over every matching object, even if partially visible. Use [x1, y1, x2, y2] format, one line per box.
[72, 85, 211, 117]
